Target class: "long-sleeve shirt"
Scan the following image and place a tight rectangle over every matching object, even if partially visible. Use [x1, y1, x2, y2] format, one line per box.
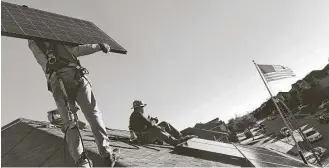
[129, 111, 153, 132]
[28, 40, 102, 82]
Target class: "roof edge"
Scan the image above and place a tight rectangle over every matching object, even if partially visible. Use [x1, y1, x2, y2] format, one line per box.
[1, 118, 49, 132]
[185, 127, 229, 135]
[1, 118, 24, 131]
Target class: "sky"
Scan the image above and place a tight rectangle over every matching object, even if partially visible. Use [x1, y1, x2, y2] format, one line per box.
[1, 0, 329, 130]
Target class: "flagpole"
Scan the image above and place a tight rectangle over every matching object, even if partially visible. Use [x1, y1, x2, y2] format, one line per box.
[278, 99, 322, 166]
[252, 60, 307, 164]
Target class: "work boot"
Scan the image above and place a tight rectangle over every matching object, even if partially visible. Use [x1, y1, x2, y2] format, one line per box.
[77, 158, 93, 168]
[180, 135, 197, 142]
[163, 135, 180, 146]
[104, 148, 120, 167]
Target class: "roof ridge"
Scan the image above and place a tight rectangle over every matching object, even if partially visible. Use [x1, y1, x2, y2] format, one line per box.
[1, 118, 24, 131]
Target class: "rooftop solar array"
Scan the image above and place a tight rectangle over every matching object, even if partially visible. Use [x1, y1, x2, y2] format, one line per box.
[1, 1, 127, 54]
[175, 138, 310, 167]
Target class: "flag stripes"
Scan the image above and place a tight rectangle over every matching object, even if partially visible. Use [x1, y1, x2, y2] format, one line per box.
[257, 64, 296, 82]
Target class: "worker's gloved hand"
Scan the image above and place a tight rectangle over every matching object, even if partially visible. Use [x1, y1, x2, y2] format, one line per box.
[150, 117, 159, 124]
[151, 120, 157, 126]
[99, 43, 111, 53]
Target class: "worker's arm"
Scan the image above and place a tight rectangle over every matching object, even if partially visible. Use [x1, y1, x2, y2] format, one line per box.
[28, 40, 48, 73]
[66, 43, 111, 57]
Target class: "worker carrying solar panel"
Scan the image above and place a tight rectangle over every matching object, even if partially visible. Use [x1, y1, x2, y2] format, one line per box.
[28, 40, 118, 167]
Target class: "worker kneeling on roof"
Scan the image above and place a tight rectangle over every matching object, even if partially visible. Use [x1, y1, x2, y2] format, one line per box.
[129, 100, 195, 146]
[28, 40, 117, 167]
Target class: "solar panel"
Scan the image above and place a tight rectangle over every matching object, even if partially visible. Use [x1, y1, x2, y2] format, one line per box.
[175, 138, 253, 166]
[1, 1, 127, 54]
[236, 145, 310, 167]
[175, 138, 310, 167]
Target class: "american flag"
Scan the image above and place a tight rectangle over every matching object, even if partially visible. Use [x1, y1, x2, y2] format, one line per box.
[257, 64, 296, 82]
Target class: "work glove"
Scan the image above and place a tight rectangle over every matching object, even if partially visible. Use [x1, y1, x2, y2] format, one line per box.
[151, 117, 159, 124]
[99, 43, 111, 53]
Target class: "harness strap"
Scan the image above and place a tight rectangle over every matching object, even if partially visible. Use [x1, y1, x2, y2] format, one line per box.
[34, 41, 90, 91]
[34, 41, 83, 75]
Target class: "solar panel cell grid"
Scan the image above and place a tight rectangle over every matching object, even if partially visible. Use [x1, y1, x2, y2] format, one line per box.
[1, 1, 126, 54]
[3, 26, 23, 34]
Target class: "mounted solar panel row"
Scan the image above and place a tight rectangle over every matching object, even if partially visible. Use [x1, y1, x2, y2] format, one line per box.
[1, 1, 127, 54]
[175, 138, 309, 167]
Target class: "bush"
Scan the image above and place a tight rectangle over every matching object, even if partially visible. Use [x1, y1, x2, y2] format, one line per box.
[227, 113, 257, 132]
[227, 132, 239, 142]
[244, 131, 253, 139]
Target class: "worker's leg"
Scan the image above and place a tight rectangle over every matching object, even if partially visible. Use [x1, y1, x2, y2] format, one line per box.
[75, 75, 113, 158]
[50, 75, 82, 163]
[158, 121, 182, 139]
[144, 126, 180, 145]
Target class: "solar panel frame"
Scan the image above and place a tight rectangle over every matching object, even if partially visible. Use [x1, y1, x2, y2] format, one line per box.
[1, 1, 127, 54]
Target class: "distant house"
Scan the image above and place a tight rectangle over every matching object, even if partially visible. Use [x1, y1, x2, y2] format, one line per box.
[276, 92, 291, 102]
[182, 127, 229, 142]
[301, 64, 329, 102]
[194, 118, 229, 132]
[181, 118, 229, 142]
[315, 64, 329, 96]
[292, 80, 312, 91]
[304, 69, 328, 88]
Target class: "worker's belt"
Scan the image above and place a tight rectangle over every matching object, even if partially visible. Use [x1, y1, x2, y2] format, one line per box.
[47, 62, 82, 79]
[46, 62, 89, 92]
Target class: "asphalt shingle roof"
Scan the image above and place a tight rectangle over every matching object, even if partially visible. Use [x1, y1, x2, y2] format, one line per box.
[1, 118, 311, 167]
[1, 118, 237, 167]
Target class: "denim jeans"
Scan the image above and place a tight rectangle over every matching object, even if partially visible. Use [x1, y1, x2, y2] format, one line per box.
[144, 126, 179, 145]
[157, 121, 182, 139]
[142, 121, 182, 145]
[49, 69, 112, 163]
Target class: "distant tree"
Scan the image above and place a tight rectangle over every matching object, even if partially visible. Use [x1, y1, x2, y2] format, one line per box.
[227, 132, 239, 143]
[301, 88, 322, 106]
[288, 90, 302, 109]
[227, 118, 235, 132]
[227, 113, 257, 133]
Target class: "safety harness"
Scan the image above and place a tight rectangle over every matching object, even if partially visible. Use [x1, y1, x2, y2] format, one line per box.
[35, 41, 91, 167]
[35, 41, 89, 91]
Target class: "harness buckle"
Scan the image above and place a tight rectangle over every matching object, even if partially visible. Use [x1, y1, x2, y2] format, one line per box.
[48, 57, 56, 65]
[81, 68, 89, 75]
